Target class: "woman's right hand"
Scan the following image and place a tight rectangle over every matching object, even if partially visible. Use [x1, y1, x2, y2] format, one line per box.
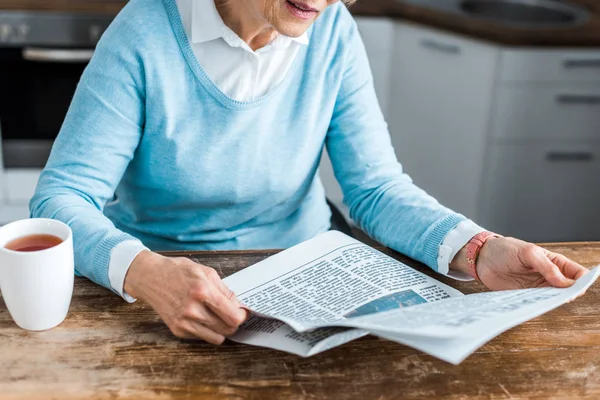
[123, 250, 248, 344]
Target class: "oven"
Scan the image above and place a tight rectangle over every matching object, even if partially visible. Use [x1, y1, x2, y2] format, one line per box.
[0, 11, 113, 223]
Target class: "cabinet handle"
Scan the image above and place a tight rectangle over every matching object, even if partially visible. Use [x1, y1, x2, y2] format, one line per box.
[547, 152, 594, 162]
[563, 59, 600, 69]
[556, 94, 600, 105]
[22, 48, 94, 63]
[420, 39, 461, 55]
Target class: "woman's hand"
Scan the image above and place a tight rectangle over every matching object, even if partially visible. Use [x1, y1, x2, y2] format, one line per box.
[124, 251, 248, 344]
[451, 236, 589, 291]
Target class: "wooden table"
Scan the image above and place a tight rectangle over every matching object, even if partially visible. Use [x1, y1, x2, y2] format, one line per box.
[2, 243, 600, 399]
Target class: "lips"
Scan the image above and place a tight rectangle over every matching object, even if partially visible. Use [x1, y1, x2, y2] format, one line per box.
[288, 0, 317, 12]
[285, 0, 318, 20]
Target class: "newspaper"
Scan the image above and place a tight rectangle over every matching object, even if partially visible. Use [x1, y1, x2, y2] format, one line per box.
[224, 231, 599, 364]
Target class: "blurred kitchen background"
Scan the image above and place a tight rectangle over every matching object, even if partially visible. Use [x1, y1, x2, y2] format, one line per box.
[0, 0, 599, 242]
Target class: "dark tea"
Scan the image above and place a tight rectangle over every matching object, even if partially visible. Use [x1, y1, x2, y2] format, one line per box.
[5, 234, 63, 252]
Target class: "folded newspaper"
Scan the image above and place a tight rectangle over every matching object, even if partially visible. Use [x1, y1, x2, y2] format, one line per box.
[223, 231, 600, 364]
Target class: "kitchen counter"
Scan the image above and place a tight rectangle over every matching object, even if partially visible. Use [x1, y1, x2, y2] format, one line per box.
[2, 243, 600, 399]
[0, 0, 125, 14]
[351, 0, 600, 47]
[1, 0, 600, 47]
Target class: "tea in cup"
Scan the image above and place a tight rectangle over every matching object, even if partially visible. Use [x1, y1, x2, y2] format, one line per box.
[0, 219, 74, 331]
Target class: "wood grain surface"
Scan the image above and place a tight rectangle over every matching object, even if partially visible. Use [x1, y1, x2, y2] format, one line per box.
[2, 243, 600, 399]
[0, 0, 599, 46]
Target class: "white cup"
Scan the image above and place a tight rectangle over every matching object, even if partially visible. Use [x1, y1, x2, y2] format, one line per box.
[0, 218, 74, 331]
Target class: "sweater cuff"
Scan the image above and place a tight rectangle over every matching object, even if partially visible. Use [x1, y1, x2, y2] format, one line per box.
[109, 240, 149, 303]
[421, 214, 466, 272]
[93, 233, 140, 293]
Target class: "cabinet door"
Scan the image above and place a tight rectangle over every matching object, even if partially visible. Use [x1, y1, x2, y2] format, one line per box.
[491, 84, 600, 141]
[319, 17, 395, 219]
[0, 169, 39, 224]
[0, 204, 30, 225]
[479, 142, 600, 242]
[500, 49, 600, 83]
[388, 22, 499, 220]
[4, 169, 40, 203]
[354, 17, 395, 118]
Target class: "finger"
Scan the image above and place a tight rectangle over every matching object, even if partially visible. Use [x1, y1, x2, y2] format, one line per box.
[192, 307, 241, 337]
[546, 252, 589, 281]
[181, 321, 226, 345]
[203, 285, 248, 328]
[205, 267, 242, 304]
[524, 246, 574, 288]
[203, 267, 249, 322]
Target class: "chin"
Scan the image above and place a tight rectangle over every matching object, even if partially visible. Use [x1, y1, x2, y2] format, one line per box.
[273, 19, 312, 38]
[279, 26, 309, 38]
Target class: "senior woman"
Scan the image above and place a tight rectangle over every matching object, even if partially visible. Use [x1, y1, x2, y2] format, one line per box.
[32, 0, 587, 344]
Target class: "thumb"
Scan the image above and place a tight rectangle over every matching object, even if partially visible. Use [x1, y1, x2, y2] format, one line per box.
[524, 246, 575, 288]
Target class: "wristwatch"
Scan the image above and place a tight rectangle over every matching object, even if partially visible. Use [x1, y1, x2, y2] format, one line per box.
[466, 231, 501, 282]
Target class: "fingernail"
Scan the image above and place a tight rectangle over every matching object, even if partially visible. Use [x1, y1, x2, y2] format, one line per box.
[239, 308, 250, 322]
[564, 278, 575, 286]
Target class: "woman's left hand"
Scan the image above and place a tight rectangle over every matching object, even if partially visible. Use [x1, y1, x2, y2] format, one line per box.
[452, 236, 589, 291]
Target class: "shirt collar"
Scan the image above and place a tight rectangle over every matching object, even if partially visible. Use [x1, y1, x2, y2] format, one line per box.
[191, 0, 309, 49]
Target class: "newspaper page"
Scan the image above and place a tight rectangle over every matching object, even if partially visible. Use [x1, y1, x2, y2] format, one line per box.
[229, 318, 370, 357]
[371, 267, 600, 365]
[340, 267, 600, 338]
[225, 231, 599, 362]
[342, 266, 600, 364]
[225, 231, 463, 356]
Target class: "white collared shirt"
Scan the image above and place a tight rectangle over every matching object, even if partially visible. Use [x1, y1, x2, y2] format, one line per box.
[108, 0, 484, 302]
[179, 0, 308, 101]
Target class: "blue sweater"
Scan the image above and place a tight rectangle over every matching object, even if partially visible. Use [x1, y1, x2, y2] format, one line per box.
[31, 0, 466, 293]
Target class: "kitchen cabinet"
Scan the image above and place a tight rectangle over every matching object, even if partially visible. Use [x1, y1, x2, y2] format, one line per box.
[479, 141, 600, 241]
[353, 17, 396, 118]
[0, 170, 37, 224]
[490, 84, 600, 141]
[498, 49, 600, 83]
[387, 22, 499, 220]
[478, 47, 600, 240]
[0, 203, 30, 224]
[318, 17, 396, 220]
[386, 22, 600, 241]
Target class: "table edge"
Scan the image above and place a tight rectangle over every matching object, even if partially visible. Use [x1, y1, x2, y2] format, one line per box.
[159, 242, 600, 257]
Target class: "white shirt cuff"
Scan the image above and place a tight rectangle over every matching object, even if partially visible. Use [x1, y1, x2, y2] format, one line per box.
[108, 240, 149, 303]
[437, 220, 486, 281]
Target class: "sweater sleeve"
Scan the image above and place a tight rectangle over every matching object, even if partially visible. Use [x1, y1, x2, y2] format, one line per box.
[326, 14, 467, 272]
[29, 23, 145, 292]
